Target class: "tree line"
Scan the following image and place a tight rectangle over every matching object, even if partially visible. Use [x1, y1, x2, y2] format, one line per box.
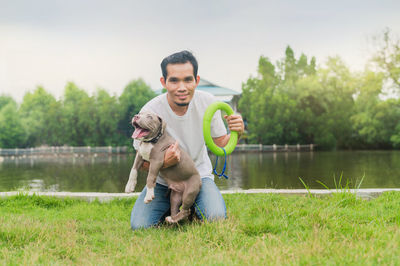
[0, 79, 156, 148]
[0, 30, 399, 150]
[239, 30, 400, 149]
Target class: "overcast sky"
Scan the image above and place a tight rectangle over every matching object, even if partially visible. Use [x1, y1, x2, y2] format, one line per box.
[1, 0, 400, 101]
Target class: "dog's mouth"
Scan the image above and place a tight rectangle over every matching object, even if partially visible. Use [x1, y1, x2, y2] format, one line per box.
[132, 122, 150, 139]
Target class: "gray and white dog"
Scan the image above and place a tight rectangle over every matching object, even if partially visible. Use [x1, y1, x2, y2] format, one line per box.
[125, 111, 201, 223]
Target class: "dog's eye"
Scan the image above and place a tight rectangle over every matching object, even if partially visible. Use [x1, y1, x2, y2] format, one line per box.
[147, 115, 153, 119]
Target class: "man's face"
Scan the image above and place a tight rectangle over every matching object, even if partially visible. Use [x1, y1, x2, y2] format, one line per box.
[161, 62, 199, 107]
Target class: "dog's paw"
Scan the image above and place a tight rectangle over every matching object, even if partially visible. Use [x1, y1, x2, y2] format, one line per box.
[125, 169, 137, 193]
[125, 185, 136, 193]
[144, 187, 155, 203]
[124, 179, 136, 193]
[165, 216, 176, 223]
[144, 194, 154, 203]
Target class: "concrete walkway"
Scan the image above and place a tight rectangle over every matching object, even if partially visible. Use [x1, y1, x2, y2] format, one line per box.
[1, 189, 400, 202]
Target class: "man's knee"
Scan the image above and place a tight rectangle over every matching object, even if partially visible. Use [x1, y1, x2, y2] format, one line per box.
[130, 183, 170, 231]
[130, 220, 142, 231]
[206, 207, 227, 221]
[131, 216, 156, 231]
[196, 204, 226, 221]
[131, 221, 146, 231]
[130, 204, 158, 231]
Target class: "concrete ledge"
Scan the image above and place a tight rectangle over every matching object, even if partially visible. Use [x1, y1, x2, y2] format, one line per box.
[1, 189, 400, 202]
[0, 191, 140, 202]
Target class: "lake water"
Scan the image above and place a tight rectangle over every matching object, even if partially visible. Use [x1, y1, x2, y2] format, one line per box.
[1, 151, 400, 192]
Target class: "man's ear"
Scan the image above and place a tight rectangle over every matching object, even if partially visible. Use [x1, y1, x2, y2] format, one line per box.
[160, 77, 166, 88]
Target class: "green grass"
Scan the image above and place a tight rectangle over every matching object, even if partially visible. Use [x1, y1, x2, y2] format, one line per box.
[1, 192, 400, 265]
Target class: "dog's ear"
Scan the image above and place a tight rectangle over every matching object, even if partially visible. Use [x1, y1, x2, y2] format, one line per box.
[158, 116, 167, 134]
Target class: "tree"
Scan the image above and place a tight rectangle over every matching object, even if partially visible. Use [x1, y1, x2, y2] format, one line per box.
[44, 100, 66, 146]
[239, 56, 281, 143]
[240, 47, 322, 145]
[0, 101, 26, 148]
[62, 82, 97, 146]
[283, 46, 297, 85]
[118, 79, 156, 145]
[0, 95, 15, 110]
[19, 87, 57, 146]
[314, 57, 357, 149]
[349, 29, 400, 149]
[239, 53, 309, 145]
[373, 28, 400, 94]
[351, 70, 386, 147]
[390, 118, 400, 148]
[239, 48, 358, 149]
[95, 88, 121, 146]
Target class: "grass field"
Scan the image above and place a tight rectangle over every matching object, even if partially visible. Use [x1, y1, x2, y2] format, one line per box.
[1, 192, 399, 265]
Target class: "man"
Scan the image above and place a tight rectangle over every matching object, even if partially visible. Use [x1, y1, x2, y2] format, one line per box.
[130, 50, 244, 230]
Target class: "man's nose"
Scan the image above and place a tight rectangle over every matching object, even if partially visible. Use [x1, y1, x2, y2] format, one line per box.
[178, 82, 186, 91]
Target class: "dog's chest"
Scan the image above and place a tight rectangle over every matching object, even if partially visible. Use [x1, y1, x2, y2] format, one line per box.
[139, 142, 154, 161]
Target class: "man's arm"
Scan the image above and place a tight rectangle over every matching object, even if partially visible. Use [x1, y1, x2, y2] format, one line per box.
[213, 114, 245, 147]
[140, 113, 244, 170]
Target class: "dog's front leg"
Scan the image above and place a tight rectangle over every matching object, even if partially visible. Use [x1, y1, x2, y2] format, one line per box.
[144, 161, 163, 203]
[125, 152, 144, 193]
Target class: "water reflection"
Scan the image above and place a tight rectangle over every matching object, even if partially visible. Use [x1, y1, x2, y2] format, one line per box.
[212, 150, 400, 190]
[0, 151, 400, 192]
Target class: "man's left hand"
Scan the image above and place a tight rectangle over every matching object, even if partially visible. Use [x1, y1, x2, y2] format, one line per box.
[224, 114, 245, 138]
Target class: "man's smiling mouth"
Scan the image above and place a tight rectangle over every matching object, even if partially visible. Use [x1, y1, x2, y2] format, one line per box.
[177, 94, 188, 100]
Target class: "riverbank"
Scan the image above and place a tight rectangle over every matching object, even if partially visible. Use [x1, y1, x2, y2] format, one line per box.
[0, 144, 315, 158]
[2, 188, 400, 202]
[1, 192, 399, 264]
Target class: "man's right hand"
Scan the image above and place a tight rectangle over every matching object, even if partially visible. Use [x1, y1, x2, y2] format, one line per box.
[163, 140, 180, 168]
[140, 161, 150, 172]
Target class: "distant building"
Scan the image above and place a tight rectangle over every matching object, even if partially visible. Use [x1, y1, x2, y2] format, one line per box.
[155, 78, 241, 111]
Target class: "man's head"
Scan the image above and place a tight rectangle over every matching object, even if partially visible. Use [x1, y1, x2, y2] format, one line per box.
[160, 51, 200, 110]
[161, 50, 198, 80]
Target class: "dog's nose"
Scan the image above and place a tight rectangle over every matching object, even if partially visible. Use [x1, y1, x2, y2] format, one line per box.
[133, 114, 139, 121]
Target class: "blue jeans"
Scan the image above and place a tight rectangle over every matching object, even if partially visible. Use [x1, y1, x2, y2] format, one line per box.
[130, 177, 226, 230]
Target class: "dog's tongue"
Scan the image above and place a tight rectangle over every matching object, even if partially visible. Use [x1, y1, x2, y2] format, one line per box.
[132, 127, 149, 139]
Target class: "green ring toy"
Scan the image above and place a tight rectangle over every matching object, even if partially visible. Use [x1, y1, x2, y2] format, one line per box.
[203, 102, 238, 156]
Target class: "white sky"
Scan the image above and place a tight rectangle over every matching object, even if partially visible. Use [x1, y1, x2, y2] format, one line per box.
[1, 0, 400, 102]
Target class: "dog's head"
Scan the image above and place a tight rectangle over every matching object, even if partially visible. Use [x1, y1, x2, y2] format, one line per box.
[131, 111, 166, 142]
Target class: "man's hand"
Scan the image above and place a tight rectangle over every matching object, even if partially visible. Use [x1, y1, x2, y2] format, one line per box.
[224, 114, 245, 137]
[139, 140, 181, 171]
[163, 140, 181, 168]
[140, 161, 150, 172]
[213, 114, 245, 147]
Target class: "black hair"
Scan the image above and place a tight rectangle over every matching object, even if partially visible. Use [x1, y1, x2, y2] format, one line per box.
[160, 50, 198, 80]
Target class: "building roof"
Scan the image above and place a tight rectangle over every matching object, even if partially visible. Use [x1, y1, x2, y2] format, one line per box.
[197, 79, 241, 96]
